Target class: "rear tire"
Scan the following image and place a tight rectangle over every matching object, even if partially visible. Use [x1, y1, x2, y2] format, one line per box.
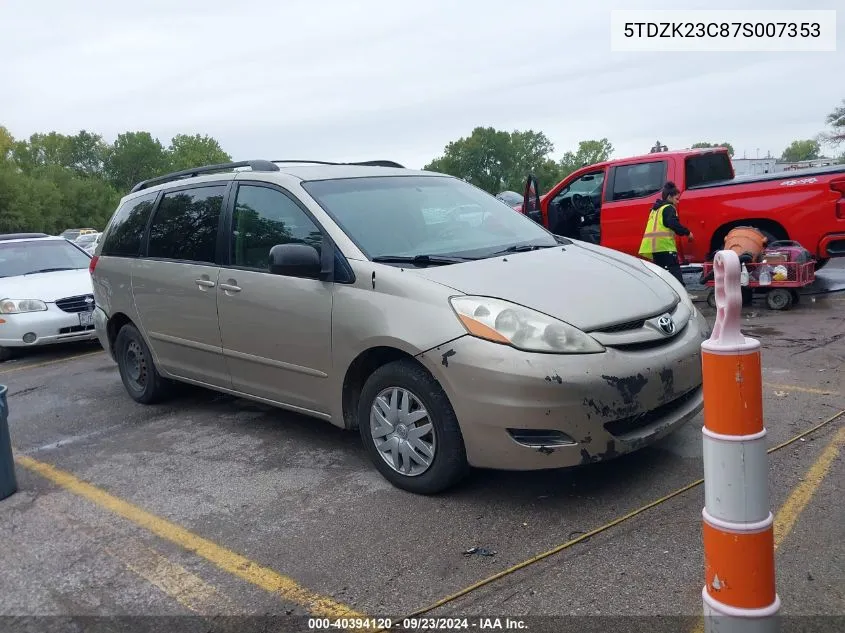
[0, 346, 12, 363]
[358, 359, 469, 495]
[114, 324, 171, 404]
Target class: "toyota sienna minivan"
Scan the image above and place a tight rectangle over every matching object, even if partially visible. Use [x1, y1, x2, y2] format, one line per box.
[91, 159, 707, 494]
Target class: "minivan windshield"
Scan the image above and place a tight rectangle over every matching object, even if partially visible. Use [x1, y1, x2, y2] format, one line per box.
[0, 239, 91, 278]
[302, 176, 558, 261]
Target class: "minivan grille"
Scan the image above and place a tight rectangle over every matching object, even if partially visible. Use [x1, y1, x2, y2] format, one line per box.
[603, 388, 700, 437]
[55, 294, 95, 313]
[594, 318, 645, 333]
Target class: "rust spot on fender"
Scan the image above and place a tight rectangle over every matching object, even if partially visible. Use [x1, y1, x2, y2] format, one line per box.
[441, 349, 456, 367]
[536, 446, 554, 455]
[601, 374, 647, 404]
[545, 373, 563, 384]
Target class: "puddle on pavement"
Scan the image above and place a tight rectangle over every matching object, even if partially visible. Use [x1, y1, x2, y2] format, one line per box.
[740, 325, 783, 337]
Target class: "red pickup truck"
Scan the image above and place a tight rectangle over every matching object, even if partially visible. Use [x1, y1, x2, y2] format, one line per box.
[519, 148, 845, 268]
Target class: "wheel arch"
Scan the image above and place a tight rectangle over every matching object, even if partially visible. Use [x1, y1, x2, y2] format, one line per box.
[106, 312, 135, 360]
[341, 346, 427, 430]
[709, 219, 788, 256]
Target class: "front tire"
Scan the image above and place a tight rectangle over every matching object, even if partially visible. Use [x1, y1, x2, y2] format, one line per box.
[358, 359, 469, 494]
[114, 324, 171, 404]
[0, 347, 12, 363]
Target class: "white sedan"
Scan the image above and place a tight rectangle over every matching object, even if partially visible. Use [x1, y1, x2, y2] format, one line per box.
[0, 233, 99, 361]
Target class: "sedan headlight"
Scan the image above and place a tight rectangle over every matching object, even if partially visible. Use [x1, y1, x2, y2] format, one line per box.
[450, 296, 605, 354]
[641, 260, 694, 309]
[0, 299, 48, 314]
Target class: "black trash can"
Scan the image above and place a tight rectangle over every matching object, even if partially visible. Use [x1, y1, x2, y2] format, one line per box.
[0, 384, 17, 500]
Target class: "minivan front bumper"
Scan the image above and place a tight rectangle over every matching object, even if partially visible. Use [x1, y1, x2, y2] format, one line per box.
[417, 309, 708, 470]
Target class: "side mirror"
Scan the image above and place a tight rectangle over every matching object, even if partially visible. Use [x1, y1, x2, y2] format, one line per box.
[269, 243, 323, 279]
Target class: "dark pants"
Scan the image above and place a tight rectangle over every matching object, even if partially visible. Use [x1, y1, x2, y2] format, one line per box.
[652, 251, 685, 286]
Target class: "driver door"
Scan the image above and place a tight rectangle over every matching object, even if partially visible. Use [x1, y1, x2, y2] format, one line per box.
[544, 171, 605, 241]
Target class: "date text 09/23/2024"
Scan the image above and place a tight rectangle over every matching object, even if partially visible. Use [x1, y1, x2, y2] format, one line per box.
[308, 617, 528, 630]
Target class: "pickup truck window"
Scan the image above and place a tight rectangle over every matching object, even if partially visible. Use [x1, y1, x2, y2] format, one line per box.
[550, 171, 605, 208]
[686, 152, 733, 188]
[608, 161, 666, 201]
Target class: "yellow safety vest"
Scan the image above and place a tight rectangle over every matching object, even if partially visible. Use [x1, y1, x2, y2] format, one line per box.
[638, 203, 677, 258]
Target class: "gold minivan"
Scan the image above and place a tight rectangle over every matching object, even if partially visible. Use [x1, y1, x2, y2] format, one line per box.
[92, 160, 705, 494]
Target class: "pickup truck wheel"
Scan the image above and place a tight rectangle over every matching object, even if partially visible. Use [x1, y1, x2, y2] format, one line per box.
[706, 290, 717, 309]
[814, 258, 829, 271]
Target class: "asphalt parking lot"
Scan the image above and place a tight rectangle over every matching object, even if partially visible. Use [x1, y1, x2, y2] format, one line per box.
[1, 263, 844, 632]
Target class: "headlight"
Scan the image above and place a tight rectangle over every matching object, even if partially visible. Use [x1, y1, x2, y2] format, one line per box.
[640, 260, 693, 309]
[0, 299, 48, 314]
[449, 296, 605, 354]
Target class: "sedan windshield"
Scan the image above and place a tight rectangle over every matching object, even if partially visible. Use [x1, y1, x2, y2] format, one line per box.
[0, 240, 91, 278]
[301, 176, 558, 260]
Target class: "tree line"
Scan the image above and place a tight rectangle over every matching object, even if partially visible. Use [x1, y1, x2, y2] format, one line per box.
[0, 128, 230, 234]
[1, 99, 842, 233]
[425, 99, 844, 194]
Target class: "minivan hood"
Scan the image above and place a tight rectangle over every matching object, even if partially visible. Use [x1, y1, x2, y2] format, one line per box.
[0, 268, 93, 302]
[407, 243, 678, 331]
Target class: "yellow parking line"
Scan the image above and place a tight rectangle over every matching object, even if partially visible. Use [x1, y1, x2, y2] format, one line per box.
[39, 495, 237, 614]
[689, 424, 845, 633]
[773, 425, 845, 549]
[0, 349, 104, 375]
[15, 454, 363, 618]
[763, 382, 839, 396]
[107, 541, 236, 614]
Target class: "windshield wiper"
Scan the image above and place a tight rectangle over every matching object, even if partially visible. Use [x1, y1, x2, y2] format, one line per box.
[488, 242, 558, 256]
[23, 267, 76, 275]
[371, 255, 469, 267]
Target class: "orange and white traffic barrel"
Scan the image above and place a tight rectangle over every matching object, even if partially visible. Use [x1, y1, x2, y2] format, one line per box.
[701, 249, 780, 632]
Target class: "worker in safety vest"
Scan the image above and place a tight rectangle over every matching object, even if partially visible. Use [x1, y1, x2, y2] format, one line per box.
[638, 181, 693, 285]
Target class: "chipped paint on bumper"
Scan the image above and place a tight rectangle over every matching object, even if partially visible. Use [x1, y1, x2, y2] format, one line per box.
[418, 309, 708, 470]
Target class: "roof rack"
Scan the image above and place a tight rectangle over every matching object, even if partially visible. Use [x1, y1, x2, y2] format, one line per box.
[272, 160, 405, 169]
[0, 232, 50, 241]
[129, 159, 281, 194]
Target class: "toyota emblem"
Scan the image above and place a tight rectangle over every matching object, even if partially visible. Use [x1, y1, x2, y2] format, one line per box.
[657, 315, 675, 335]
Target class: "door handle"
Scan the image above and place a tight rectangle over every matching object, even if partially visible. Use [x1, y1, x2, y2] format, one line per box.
[195, 279, 216, 288]
[219, 283, 241, 293]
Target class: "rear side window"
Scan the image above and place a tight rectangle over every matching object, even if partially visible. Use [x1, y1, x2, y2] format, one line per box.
[610, 161, 667, 201]
[686, 153, 733, 188]
[147, 185, 226, 263]
[231, 184, 323, 270]
[100, 192, 158, 257]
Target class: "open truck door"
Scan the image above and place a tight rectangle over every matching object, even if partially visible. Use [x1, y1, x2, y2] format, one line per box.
[522, 174, 543, 225]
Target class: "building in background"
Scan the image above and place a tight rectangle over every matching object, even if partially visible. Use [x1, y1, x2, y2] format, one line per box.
[732, 156, 841, 176]
[732, 158, 777, 176]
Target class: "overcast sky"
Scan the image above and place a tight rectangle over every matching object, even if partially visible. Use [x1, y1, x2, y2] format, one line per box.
[1, 0, 842, 170]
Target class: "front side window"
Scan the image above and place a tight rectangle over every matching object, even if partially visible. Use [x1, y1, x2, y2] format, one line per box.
[610, 162, 666, 201]
[550, 171, 605, 207]
[147, 186, 226, 263]
[301, 176, 557, 260]
[0, 239, 90, 279]
[231, 185, 323, 270]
